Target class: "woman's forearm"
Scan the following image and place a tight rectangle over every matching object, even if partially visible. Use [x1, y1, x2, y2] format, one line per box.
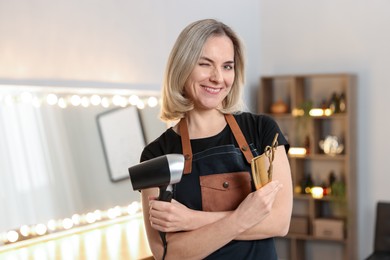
[165, 211, 244, 259]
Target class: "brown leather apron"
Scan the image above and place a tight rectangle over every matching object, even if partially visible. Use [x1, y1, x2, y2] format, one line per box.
[177, 114, 255, 212]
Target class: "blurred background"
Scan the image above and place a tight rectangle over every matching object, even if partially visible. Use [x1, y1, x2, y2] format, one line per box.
[0, 1, 389, 259]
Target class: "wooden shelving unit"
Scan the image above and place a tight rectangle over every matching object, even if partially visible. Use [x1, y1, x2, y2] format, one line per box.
[258, 73, 357, 260]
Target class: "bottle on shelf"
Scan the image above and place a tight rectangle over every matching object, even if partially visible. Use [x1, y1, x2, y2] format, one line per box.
[338, 92, 347, 113]
[328, 92, 340, 114]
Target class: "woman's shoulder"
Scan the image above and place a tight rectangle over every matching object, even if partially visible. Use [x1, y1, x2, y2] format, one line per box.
[140, 127, 181, 162]
[232, 111, 288, 150]
[233, 111, 277, 128]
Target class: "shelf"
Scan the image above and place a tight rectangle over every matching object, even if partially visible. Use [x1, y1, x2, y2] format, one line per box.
[259, 73, 356, 260]
[264, 113, 347, 121]
[289, 154, 346, 161]
[293, 194, 345, 201]
[286, 233, 347, 244]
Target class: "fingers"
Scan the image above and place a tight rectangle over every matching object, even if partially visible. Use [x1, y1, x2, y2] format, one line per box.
[149, 204, 179, 232]
[234, 180, 284, 230]
[148, 195, 158, 201]
[255, 180, 283, 198]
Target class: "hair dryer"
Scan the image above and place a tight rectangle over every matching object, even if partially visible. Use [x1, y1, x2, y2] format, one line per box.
[128, 154, 185, 259]
[128, 154, 185, 202]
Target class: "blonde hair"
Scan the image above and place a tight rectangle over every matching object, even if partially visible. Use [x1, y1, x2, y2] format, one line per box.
[160, 19, 246, 122]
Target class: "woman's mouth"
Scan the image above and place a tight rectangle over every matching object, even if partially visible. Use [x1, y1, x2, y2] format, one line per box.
[203, 86, 221, 94]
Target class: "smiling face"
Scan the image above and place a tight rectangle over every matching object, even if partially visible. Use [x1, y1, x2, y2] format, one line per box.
[184, 35, 235, 112]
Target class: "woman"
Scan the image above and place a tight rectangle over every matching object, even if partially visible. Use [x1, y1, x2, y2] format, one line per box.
[140, 19, 292, 260]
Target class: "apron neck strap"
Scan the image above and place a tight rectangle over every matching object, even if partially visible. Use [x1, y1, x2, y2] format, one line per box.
[224, 114, 253, 164]
[179, 117, 193, 174]
[179, 114, 253, 175]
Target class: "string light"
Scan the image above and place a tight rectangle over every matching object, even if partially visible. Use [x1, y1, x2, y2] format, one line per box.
[128, 95, 139, 106]
[71, 214, 81, 225]
[47, 220, 57, 232]
[19, 225, 31, 237]
[46, 93, 58, 105]
[62, 219, 73, 230]
[85, 213, 96, 224]
[0, 202, 142, 245]
[6, 231, 19, 243]
[90, 94, 101, 106]
[35, 224, 47, 236]
[147, 96, 158, 107]
[70, 95, 81, 106]
[0, 90, 160, 110]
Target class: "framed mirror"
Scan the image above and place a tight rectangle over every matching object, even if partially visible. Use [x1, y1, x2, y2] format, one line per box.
[97, 106, 146, 182]
[0, 85, 167, 238]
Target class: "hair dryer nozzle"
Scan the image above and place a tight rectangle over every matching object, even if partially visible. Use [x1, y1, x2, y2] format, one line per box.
[128, 154, 185, 191]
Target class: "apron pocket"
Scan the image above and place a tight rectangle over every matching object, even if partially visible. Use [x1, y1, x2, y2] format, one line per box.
[199, 171, 252, 212]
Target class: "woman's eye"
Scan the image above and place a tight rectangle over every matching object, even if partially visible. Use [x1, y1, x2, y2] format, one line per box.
[199, 63, 210, 67]
[224, 65, 233, 70]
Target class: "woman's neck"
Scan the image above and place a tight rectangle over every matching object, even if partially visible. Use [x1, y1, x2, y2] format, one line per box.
[184, 110, 227, 139]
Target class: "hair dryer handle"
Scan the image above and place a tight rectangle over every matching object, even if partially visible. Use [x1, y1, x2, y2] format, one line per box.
[158, 185, 173, 202]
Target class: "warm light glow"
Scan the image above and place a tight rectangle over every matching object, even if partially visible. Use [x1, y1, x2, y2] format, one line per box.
[70, 95, 81, 106]
[147, 96, 158, 107]
[324, 108, 333, 116]
[94, 210, 102, 221]
[288, 147, 307, 156]
[137, 100, 145, 109]
[1, 86, 160, 111]
[107, 207, 122, 219]
[90, 94, 101, 106]
[20, 225, 31, 237]
[113, 95, 127, 107]
[1, 201, 144, 245]
[6, 230, 19, 243]
[309, 108, 324, 117]
[113, 206, 122, 218]
[35, 224, 47, 235]
[85, 212, 96, 224]
[62, 218, 73, 230]
[127, 201, 140, 215]
[292, 108, 305, 117]
[311, 186, 324, 199]
[81, 96, 90, 107]
[47, 219, 57, 231]
[128, 95, 139, 106]
[72, 214, 81, 225]
[101, 97, 110, 108]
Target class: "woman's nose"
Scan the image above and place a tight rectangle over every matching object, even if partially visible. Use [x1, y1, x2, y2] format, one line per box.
[210, 67, 223, 83]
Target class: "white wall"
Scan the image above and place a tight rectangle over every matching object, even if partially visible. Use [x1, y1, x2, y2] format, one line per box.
[1, 0, 388, 259]
[260, 1, 390, 259]
[0, 0, 261, 110]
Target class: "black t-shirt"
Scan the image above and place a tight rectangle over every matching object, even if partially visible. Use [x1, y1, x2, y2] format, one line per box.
[140, 112, 289, 259]
[141, 112, 289, 161]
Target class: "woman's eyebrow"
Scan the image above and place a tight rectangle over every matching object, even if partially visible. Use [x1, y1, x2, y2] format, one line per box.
[199, 56, 234, 64]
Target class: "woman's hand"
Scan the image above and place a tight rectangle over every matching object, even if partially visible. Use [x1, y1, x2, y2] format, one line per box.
[232, 180, 283, 232]
[149, 197, 197, 232]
